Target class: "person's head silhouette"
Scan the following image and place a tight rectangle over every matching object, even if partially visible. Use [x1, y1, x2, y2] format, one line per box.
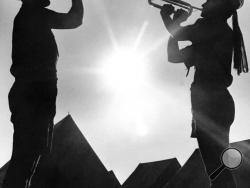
[200, 0, 248, 74]
[20, 0, 51, 7]
[201, 0, 244, 19]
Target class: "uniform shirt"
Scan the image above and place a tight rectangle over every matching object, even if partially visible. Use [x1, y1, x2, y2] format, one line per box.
[178, 18, 234, 88]
[11, 5, 59, 80]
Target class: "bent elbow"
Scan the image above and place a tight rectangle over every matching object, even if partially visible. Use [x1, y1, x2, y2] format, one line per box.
[68, 9, 84, 28]
[77, 8, 84, 26]
[168, 53, 182, 63]
[76, 11, 84, 27]
[168, 57, 180, 63]
[70, 16, 83, 28]
[74, 18, 83, 28]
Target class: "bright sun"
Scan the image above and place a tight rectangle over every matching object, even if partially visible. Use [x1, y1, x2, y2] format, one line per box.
[99, 47, 151, 137]
[101, 48, 147, 92]
[96, 21, 166, 137]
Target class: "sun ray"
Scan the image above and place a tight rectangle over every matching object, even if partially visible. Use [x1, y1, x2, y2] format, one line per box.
[106, 26, 119, 50]
[143, 35, 170, 58]
[90, 8, 178, 138]
[89, 0, 119, 49]
[133, 21, 149, 51]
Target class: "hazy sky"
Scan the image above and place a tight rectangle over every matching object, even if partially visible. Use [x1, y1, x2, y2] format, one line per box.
[0, 0, 250, 183]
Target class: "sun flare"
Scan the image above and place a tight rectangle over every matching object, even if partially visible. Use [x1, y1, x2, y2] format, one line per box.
[95, 20, 168, 137]
[100, 48, 147, 92]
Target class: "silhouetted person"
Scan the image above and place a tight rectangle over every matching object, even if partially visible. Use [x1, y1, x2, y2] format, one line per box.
[160, 0, 248, 187]
[3, 0, 83, 187]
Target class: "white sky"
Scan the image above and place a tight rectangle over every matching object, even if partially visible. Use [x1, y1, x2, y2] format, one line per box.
[0, 0, 250, 183]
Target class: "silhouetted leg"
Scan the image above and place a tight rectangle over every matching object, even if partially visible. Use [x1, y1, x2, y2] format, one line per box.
[3, 128, 41, 188]
[3, 80, 57, 188]
[25, 80, 57, 187]
[32, 81, 57, 154]
[191, 87, 236, 188]
[196, 121, 236, 188]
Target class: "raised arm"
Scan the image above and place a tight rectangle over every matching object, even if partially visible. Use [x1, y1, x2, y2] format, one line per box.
[161, 5, 194, 67]
[161, 5, 228, 43]
[160, 5, 192, 41]
[168, 37, 183, 63]
[45, 0, 84, 29]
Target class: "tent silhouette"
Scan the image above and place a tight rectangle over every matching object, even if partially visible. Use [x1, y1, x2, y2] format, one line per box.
[0, 115, 120, 188]
[122, 158, 181, 188]
[0, 115, 249, 187]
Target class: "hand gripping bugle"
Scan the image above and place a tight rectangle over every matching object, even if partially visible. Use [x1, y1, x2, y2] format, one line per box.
[148, 0, 202, 15]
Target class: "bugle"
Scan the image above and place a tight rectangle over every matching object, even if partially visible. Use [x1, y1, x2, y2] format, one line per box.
[148, 0, 202, 14]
